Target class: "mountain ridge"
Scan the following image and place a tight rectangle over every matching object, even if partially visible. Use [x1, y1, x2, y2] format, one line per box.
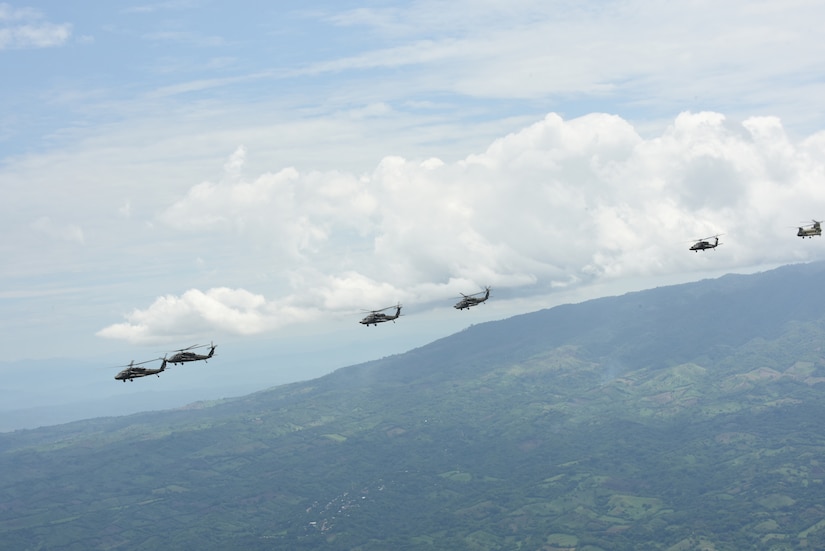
[320, 261, 825, 388]
[3, 262, 825, 550]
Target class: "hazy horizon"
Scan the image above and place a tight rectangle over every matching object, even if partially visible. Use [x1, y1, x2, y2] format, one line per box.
[3, 1, 825, 429]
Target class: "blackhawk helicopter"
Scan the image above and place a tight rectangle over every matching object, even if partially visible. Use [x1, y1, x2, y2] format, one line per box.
[689, 235, 722, 252]
[797, 220, 822, 238]
[114, 358, 167, 382]
[454, 287, 491, 310]
[166, 343, 217, 365]
[359, 304, 402, 326]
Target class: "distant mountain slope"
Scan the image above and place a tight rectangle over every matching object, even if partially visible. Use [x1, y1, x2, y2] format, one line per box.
[326, 261, 825, 385]
[3, 262, 825, 550]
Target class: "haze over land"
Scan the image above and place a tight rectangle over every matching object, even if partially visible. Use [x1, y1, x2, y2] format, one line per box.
[3, 263, 825, 549]
[3, 1, 825, 426]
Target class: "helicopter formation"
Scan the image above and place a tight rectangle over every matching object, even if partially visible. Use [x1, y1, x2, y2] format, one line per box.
[112, 343, 217, 382]
[689, 221, 821, 252]
[358, 287, 492, 326]
[359, 222, 819, 331]
[112, 219, 820, 382]
[112, 290, 493, 380]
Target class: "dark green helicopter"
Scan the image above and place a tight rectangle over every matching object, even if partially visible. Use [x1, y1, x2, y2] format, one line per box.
[114, 358, 167, 382]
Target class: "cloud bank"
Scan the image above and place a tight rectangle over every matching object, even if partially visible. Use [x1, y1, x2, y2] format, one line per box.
[98, 111, 825, 343]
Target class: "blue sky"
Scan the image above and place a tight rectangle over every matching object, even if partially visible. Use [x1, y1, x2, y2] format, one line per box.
[3, 0, 825, 428]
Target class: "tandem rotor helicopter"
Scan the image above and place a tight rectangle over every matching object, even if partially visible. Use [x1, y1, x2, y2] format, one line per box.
[454, 287, 491, 310]
[797, 220, 822, 238]
[689, 234, 722, 252]
[360, 304, 402, 326]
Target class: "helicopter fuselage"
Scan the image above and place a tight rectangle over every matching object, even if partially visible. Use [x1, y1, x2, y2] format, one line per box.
[798, 227, 821, 238]
[115, 360, 167, 382]
[360, 306, 402, 326]
[690, 237, 720, 252]
[168, 346, 216, 365]
[454, 289, 491, 310]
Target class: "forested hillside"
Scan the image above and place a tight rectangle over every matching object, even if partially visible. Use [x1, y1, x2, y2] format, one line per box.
[3, 262, 825, 550]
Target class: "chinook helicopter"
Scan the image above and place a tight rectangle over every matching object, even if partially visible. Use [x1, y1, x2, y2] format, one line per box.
[166, 343, 217, 365]
[359, 304, 402, 326]
[114, 358, 167, 382]
[689, 235, 722, 252]
[454, 287, 491, 310]
[797, 220, 822, 238]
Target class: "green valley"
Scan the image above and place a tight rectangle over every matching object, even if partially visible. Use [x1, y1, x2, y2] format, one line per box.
[3, 263, 825, 550]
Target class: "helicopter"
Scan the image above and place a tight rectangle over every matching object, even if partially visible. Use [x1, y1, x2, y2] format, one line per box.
[166, 342, 217, 365]
[454, 287, 491, 310]
[797, 220, 822, 238]
[359, 304, 402, 326]
[689, 235, 722, 252]
[114, 358, 167, 382]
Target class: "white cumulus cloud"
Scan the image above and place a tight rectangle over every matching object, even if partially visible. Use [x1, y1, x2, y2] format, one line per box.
[98, 111, 825, 343]
[96, 287, 311, 344]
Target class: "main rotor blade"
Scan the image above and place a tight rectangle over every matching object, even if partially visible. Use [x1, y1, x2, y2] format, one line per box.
[105, 358, 161, 369]
[169, 344, 204, 352]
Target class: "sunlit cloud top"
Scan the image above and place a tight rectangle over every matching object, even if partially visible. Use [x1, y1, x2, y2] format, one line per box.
[2, 0, 825, 358]
[94, 111, 825, 344]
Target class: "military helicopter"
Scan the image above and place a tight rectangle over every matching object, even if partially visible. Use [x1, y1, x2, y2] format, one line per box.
[689, 235, 722, 252]
[114, 358, 167, 382]
[454, 287, 491, 310]
[359, 304, 402, 326]
[797, 220, 822, 238]
[166, 342, 217, 365]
